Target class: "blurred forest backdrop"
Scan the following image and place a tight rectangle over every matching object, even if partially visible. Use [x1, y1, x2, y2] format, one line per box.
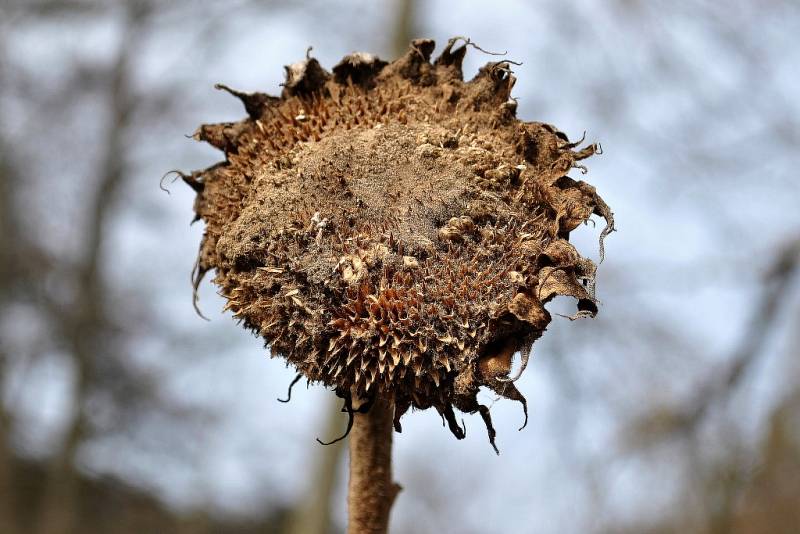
[1, 0, 799, 533]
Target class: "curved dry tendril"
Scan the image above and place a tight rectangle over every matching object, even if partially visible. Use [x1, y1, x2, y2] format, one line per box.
[190, 258, 210, 321]
[316, 391, 376, 446]
[557, 310, 596, 321]
[447, 36, 508, 57]
[277, 373, 303, 403]
[316, 394, 355, 446]
[161, 169, 204, 195]
[159, 170, 181, 194]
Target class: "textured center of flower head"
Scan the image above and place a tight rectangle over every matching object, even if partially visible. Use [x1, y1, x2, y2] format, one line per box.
[182, 38, 614, 452]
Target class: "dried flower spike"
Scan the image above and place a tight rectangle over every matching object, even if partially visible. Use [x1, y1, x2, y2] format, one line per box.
[183, 38, 614, 453]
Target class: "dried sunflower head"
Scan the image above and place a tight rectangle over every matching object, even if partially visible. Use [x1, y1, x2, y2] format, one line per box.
[180, 38, 613, 452]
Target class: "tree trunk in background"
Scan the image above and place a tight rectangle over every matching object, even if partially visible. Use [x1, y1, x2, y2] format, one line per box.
[392, 0, 416, 58]
[0, 409, 18, 534]
[33, 4, 145, 533]
[285, 396, 346, 534]
[0, 116, 20, 534]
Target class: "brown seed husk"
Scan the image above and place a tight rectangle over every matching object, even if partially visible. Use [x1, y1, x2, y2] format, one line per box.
[185, 38, 614, 450]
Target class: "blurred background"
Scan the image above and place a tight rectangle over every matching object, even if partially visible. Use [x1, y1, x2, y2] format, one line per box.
[1, 0, 798, 533]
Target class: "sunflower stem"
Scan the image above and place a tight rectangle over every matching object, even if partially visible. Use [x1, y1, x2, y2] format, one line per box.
[347, 396, 400, 534]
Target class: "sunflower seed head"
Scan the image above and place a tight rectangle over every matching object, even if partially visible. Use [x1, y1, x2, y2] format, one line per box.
[183, 39, 614, 450]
